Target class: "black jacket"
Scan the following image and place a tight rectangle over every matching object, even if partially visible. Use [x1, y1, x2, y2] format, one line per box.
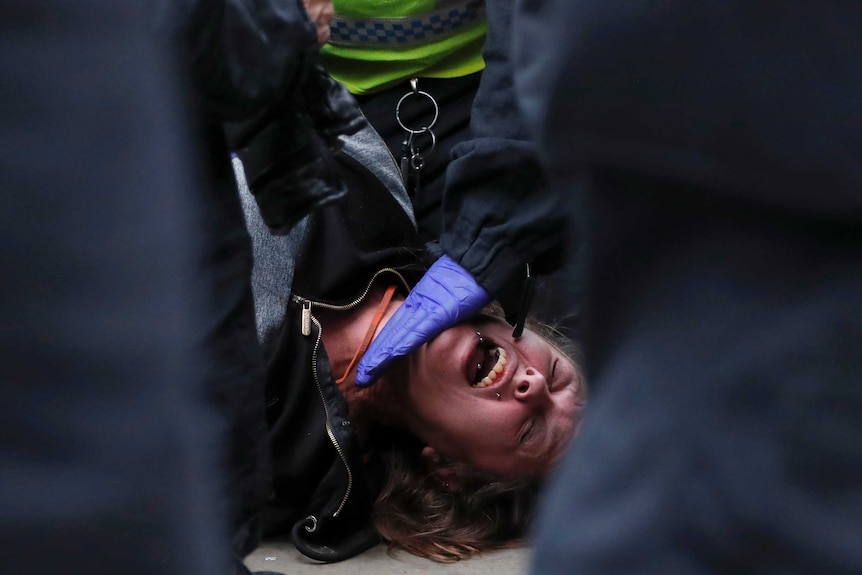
[248, 131, 426, 562]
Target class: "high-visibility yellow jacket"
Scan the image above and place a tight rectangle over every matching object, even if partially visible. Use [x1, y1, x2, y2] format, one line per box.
[320, 0, 487, 94]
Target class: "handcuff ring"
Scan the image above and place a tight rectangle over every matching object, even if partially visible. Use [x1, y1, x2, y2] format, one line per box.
[396, 84, 439, 135]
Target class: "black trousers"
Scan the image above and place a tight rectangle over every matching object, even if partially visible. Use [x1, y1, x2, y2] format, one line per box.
[355, 74, 481, 244]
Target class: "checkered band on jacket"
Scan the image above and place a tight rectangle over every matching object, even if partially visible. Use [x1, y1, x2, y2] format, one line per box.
[329, 0, 485, 46]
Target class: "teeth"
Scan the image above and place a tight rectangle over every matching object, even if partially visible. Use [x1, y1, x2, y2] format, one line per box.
[474, 348, 507, 388]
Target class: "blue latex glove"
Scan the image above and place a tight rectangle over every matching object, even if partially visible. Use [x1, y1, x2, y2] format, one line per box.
[355, 254, 492, 386]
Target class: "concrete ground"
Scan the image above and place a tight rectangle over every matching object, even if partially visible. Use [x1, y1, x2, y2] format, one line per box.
[245, 537, 531, 575]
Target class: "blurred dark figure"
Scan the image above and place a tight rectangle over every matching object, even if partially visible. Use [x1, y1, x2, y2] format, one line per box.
[163, 0, 328, 568]
[0, 2, 230, 574]
[1, 0, 338, 573]
[514, 1, 862, 574]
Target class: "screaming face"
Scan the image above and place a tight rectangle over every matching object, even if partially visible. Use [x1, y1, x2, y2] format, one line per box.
[402, 315, 586, 478]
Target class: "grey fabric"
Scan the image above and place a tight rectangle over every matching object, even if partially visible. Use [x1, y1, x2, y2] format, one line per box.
[339, 122, 417, 230]
[235, 121, 414, 344]
[234, 157, 307, 343]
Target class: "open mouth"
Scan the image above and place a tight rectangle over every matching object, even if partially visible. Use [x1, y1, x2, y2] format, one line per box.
[470, 334, 507, 388]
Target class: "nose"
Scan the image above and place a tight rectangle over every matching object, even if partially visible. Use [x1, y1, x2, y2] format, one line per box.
[513, 366, 547, 403]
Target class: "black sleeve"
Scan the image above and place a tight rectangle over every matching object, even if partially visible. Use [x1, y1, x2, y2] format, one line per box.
[439, 0, 569, 313]
[169, 0, 319, 121]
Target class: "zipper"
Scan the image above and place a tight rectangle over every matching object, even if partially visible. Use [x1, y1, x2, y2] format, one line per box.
[293, 268, 410, 517]
[291, 267, 410, 330]
[308, 315, 353, 518]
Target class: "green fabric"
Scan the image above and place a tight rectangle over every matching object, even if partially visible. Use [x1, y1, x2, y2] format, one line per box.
[332, 0, 436, 18]
[320, 1, 487, 95]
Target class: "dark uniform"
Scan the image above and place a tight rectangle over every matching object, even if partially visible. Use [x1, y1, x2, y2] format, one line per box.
[1, 2, 230, 574]
[514, 1, 862, 574]
[0, 1, 326, 573]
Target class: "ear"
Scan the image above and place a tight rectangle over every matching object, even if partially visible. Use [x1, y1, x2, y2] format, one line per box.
[421, 446, 463, 493]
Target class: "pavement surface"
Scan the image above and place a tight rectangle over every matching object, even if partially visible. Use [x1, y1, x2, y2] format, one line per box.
[245, 537, 531, 575]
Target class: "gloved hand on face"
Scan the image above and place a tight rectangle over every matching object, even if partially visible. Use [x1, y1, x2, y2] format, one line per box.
[355, 254, 492, 387]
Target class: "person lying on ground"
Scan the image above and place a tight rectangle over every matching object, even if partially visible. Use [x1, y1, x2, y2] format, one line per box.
[234, 112, 584, 563]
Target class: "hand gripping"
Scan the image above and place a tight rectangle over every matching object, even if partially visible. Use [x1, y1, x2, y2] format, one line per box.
[354, 255, 491, 386]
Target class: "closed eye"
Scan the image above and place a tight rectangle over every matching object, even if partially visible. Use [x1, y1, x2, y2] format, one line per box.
[548, 358, 565, 392]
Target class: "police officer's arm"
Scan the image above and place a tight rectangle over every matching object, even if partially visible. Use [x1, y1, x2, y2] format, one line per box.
[440, 0, 566, 312]
[355, 0, 568, 387]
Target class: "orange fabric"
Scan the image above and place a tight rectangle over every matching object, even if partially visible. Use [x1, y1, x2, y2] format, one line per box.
[335, 285, 398, 385]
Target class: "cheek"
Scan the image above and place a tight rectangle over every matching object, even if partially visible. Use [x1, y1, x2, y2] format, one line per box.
[405, 356, 441, 400]
[557, 391, 580, 425]
[460, 406, 522, 457]
[408, 346, 463, 388]
[427, 400, 508, 449]
[554, 398, 581, 444]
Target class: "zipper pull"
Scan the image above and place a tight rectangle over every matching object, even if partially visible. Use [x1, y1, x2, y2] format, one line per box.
[301, 299, 313, 336]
